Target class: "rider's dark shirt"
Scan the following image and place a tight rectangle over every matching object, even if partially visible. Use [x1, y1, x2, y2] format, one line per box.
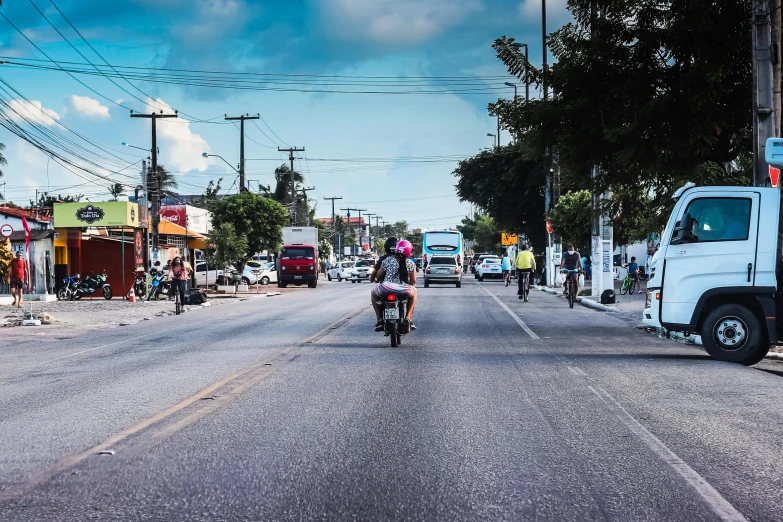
[562, 251, 581, 270]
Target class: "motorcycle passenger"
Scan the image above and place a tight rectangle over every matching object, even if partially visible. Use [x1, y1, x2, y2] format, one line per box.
[167, 256, 188, 308]
[371, 236, 399, 283]
[371, 239, 418, 331]
[515, 244, 536, 299]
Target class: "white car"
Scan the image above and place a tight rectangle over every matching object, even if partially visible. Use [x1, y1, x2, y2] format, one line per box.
[327, 261, 354, 282]
[350, 259, 376, 283]
[195, 261, 223, 286]
[253, 261, 277, 285]
[477, 257, 503, 281]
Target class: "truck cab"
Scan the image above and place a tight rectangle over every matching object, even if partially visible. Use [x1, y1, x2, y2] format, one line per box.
[277, 244, 318, 288]
[644, 182, 780, 365]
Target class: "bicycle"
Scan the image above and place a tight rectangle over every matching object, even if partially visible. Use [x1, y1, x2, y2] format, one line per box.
[563, 269, 579, 308]
[520, 271, 530, 302]
[620, 273, 637, 295]
[504, 270, 511, 287]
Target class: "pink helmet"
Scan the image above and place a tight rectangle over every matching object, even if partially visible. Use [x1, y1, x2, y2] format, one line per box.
[396, 239, 413, 258]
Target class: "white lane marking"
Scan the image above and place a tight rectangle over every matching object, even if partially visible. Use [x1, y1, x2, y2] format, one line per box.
[588, 385, 748, 522]
[568, 365, 587, 376]
[480, 285, 540, 340]
[17, 333, 156, 371]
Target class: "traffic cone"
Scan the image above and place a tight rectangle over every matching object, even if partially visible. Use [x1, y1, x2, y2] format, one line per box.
[128, 286, 136, 303]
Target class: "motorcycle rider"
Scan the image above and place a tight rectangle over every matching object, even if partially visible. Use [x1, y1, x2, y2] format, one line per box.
[371, 236, 398, 283]
[371, 239, 418, 332]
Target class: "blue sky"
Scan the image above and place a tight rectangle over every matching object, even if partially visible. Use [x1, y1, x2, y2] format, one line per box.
[0, 0, 570, 229]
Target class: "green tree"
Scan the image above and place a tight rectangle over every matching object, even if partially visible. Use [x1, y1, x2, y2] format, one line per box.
[30, 192, 83, 207]
[547, 191, 592, 252]
[146, 164, 178, 198]
[271, 164, 309, 224]
[474, 215, 502, 254]
[373, 237, 385, 254]
[205, 223, 248, 280]
[490, 0, 752, 236]
[406, 230, 423, 257]
[209, 191, 289, 271]
[0, 239, 14, 280]
[191, 178, 223, 211]
[108, 183, 125, 201]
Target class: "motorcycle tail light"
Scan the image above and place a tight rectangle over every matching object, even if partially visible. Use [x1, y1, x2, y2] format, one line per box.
[387, 294, 396, 301]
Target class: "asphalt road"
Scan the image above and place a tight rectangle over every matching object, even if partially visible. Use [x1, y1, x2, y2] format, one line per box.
[2, 276, 783, 521]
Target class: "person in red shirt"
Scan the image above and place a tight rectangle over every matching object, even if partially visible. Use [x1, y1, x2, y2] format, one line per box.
[7, 251, 30, 308]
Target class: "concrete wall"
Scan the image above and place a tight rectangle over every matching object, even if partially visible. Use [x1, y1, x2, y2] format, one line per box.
[10, 238, 55, 294]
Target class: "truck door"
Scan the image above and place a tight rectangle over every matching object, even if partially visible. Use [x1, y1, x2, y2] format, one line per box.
[661, 191, 760, 325]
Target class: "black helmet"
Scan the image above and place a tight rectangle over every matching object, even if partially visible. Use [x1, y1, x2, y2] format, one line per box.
[384, 236, 399, 254]
[521, 243, 529, 250]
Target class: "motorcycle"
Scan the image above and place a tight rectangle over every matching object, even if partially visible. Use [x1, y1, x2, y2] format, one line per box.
[74, 272, 112, 300]
[146, 268, 170, 300]
[127, 271, 149, 300]
[57, 274, 80, 301]
[379, 293, 412, 347]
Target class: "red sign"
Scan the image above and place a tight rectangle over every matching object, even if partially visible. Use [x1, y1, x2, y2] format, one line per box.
[160, 205, 186, 226]
[546, 221, 553, 234]
[134, 229, 144, 269]
[771, 166, 780, 188]
[0, 223, 13, 237]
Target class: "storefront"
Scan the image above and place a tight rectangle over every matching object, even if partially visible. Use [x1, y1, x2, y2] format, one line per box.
[53, 201, 140, 296]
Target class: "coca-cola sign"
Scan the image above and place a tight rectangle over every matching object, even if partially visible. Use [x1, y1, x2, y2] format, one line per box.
[75, 205, 105, 224]
[160, 205, 186, 226]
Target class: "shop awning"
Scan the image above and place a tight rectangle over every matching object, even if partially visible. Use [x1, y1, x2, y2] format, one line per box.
[148, 216, 205, 238]
[188, 237, 207, 249]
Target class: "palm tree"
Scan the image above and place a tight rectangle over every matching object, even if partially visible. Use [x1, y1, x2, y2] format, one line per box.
[272, 164, 304, 204]
[0, 143, 7, 177]
[143, 163, 178, 197]
[108, 183, 125, 201]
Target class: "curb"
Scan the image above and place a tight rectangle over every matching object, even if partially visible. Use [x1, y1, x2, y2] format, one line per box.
[534, 286, 617, 313]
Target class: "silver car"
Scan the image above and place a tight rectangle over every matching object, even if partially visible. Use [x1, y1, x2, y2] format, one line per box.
[424, 255, 461, 288]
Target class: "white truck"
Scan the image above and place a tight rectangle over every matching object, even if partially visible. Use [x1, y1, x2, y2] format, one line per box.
[643, 157, 783, 365]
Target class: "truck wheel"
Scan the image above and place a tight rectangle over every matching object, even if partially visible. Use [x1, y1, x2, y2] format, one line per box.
[308, 281, 317, 288]
[701, 304, 768, 365]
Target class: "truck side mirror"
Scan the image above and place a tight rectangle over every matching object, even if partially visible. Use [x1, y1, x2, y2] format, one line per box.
[671, 212, 695, 244]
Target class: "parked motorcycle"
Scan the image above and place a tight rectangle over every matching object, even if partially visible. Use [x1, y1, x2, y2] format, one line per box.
[57, 274, 80, 301]
[146, 268, 170, 300]
[127, 271, 149, 300]
[379, 293, 412, 347]
[74, 272, 112, 300]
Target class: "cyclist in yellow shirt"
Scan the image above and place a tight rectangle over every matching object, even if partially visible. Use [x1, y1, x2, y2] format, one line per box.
[515, 244, 536, 300]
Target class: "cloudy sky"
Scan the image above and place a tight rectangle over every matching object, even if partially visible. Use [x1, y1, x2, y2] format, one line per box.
[0, 0, 570, 230]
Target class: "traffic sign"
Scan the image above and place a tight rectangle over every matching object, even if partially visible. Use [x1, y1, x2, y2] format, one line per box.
[546, 221, 553, 234]
[501, 232, 518, 246]
[771, 165, 780, 187]
[0, 223, 13, 237]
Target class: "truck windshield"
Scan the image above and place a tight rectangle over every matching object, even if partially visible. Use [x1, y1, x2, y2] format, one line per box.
[425, 232, 460, 251]
[282, 247, 314, 260]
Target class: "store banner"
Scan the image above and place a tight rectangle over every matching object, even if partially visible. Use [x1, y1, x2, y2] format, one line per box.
[54, 201, 140, 228]
[134, 229, 144, 269]
[161, 205, 186, 227]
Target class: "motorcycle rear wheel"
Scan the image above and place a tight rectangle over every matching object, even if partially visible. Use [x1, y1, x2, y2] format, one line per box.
[388, 321, 398, 347]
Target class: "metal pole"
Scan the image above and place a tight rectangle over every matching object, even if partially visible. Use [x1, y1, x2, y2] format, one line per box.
[753, 0, 775, 186]
[122, 228, 125, 299]
[542, 0, 548, 101]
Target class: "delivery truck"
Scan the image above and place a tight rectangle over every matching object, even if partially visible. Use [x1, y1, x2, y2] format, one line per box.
[277, 226, 319, 288]
[642, 138, 783, 365]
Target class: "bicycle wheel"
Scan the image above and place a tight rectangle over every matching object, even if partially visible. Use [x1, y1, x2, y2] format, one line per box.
[523, 276, 529, 302]
[568, 281, 575, 308]
[620, 277, 629, 295]
[629, 280, 636, 294]
[175, 287, 181, 315]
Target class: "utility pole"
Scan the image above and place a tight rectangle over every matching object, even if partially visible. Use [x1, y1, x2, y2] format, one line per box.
[225, 114, 259, 192]
[542, 0, 548, 101]
[341, 207, 362, 255]
[131, 111, 178, 259]
[278, 146, 305, 224]
[297, 187, 315, 225]
[772, 0, 782, 140]
[753, 0, 776, 186]
[365, 213, 376, 249]
[356, 209, 367, 251]
[324, 196, 342, 260]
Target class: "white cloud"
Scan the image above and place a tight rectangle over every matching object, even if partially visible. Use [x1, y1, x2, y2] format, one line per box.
[322, 0, 484, 46]
[7, 100, 60, 126]
[146, 98, 211, 173]
[68, 95, 110, 119]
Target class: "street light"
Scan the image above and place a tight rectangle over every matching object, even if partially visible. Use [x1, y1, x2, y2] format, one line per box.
[202, 152, 239, 173]
[121, 141, 150, 152]
[487, 133, 497, 148]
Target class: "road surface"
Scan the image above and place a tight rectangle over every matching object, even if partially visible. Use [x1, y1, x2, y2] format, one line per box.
[1, 277, 783, 521]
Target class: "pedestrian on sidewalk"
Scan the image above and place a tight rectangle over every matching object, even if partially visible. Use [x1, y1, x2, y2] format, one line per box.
[7, 251, 29, 308]
[167, 256, 188, 309]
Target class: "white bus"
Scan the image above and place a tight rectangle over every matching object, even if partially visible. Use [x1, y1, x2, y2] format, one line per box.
[421, 230, 464, 268]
